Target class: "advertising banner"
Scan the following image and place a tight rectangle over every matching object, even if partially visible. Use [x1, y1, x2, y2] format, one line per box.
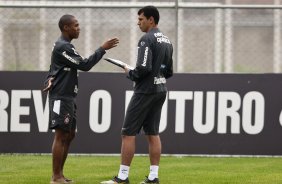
[1, 72, 282, 155]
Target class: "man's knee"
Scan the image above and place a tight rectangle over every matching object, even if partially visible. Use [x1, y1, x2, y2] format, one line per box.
[122, 135, 135, 140]
[55, 129, 74, 143]
[147, 135, 161, 144]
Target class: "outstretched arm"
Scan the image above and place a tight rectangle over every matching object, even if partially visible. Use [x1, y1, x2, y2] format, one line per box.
[58, 37, 119, 71]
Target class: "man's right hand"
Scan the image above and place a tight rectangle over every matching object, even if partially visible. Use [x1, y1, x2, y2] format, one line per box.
[101, 37, 119, 50]
[43, 77, 54, 92]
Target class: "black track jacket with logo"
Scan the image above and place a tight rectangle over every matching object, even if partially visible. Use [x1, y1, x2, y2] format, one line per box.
[128, 28, 173, 94]
[45, 36, 106, 99]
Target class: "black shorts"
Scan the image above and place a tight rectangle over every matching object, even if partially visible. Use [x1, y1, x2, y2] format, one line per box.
[49, 98, 77, 132]
[122, 92, 167, 136]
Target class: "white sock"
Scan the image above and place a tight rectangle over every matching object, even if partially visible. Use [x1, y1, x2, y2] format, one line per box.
[117, 165, 130, 180]
[148, 165, 159, 180]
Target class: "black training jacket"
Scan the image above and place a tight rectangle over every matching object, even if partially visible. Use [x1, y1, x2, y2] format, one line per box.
[45, 36, 106, 99]
[128, 28, 173, 94]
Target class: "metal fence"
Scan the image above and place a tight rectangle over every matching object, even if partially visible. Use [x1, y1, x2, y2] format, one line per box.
[0, 0, 282, 73]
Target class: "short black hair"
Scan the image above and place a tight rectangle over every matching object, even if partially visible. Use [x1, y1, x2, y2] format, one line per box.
[58, 14, 75, 31]
[138, 6, 160, 24]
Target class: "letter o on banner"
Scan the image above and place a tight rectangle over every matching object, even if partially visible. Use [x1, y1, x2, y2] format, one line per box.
[89, 90, 112, 133]
[242, 91, 265, 135]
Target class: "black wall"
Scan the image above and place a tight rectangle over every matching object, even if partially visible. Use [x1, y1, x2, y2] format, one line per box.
[0, 72, 282, 155]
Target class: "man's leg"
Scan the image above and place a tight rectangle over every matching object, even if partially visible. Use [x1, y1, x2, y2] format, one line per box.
[51, 128, 71, 181]
[61, 129, 75, 180]
[147, 135, 161, 180]
[121, 135, 136, 165]
[101, 93, 143, 183]
[141, 93, 165, 183]
[118, 135, 136, 180]
[100, 135, 135, 183]
[147, 135, 161, 165]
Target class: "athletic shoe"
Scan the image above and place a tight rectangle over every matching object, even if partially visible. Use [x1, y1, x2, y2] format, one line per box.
[140, 176, 159, 184]
[100, 176, 130, 184]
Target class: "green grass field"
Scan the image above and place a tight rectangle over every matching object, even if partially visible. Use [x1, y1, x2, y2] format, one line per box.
[1, 154, 282, 184]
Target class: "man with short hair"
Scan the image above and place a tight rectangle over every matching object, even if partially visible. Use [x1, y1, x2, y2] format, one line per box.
[44, 14, 119, 184]
[101, 5, 173, 184]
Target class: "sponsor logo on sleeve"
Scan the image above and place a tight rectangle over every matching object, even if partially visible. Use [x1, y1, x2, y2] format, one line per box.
[141, 47, 148, 67]
[62, 51, 79, 65]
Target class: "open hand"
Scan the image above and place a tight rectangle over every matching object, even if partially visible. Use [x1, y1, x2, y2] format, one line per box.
[101, 37, 119, 50]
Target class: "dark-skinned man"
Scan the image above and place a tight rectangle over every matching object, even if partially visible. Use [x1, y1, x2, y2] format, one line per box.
[44, 14, 119, 184]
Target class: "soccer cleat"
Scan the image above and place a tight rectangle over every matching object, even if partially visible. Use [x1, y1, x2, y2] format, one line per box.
[140, 176, 159, 184]
[101, 176, 130, 184]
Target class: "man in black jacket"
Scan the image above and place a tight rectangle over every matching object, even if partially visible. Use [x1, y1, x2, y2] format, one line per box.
[101, 6, 173, 184]
[44, 14, 119, 184]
